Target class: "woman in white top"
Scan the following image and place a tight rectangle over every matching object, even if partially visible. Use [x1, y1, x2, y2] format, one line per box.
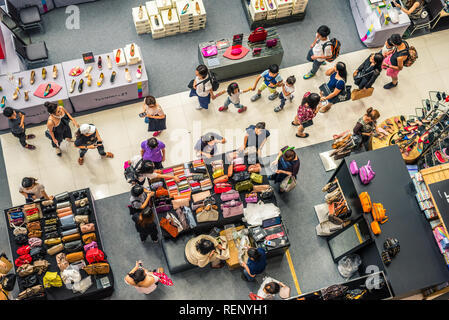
[189, 64, 217, 110]
[124, 261, 163, 295]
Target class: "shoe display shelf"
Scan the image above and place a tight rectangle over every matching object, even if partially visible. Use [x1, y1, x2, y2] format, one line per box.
[242, 0, 307, 29]
[176, 0, 206, 33]
[132, 6, 152, 35]
[161, 8, 180, 37]
[124, 43, 143, 66]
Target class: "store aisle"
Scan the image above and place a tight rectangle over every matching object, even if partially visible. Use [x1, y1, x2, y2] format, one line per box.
[2, 28, 449, 206]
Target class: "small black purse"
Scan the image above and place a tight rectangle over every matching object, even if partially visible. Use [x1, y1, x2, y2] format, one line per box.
[18, 274, 38, 289]
[1, 274, 17, 291]
[64, 240, 83, 253]
[260, 187, 274, 200]
[30, 247, 44, 260]
[232, 171, 251, 183]
[14, 234, 28, 245]
[45, 231, 59, 240]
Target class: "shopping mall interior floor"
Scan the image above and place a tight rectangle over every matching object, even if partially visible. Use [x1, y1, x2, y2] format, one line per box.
[29, 0, 367, 98]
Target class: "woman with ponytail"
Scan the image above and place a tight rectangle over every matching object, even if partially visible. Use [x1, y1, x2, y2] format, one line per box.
[319, 61, 348, 113]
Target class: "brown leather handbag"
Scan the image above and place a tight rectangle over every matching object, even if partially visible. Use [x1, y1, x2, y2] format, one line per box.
[33, 260, 50, 275]
[252, 184, 271, 193]
[160, 217, 179, 238]
[62, 233, 81, 243]
[28, 230, 42, 238]
[82, 232, 96, 244]
[66, 252, 84, 263]
[83, 262, 110, 275]
[192, 191, 211, 203]
[44, 237, 62, 246]
[47, 243, 64, 255]
[80, 223, 95, 234]
[27, 221, 41, 231]
[172, 198, 190, 210]
[17, 264, 34, 277]
[155, 187, 169, 198]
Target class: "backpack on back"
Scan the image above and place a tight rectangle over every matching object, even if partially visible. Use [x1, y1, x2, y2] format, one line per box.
[208, 72, 219, 91]
[322, 38, 341, 62]
[404, 44, 418, 67]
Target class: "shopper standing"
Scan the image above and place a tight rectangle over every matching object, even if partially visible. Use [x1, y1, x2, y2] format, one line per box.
[189, 65, 217, 110]
[392, 0, 425, 37]
[124, 261, 164, 295]
[291, 92, 321, 138]
[142, 96, 166, 137]
[126, 156, 179, 185]
[2, 107, 35, 150]
[44, 102, 79, 156]
[274, 75, 296, 112]
[257, 278, 289, 300]
[250, 64, 283, 102]
[141, 137, 166, 169]
[240, 247, 267, 281]
[130, 185, 159, 243]
[19, 177, 53, 203]
[382, 34, 409, 89]
[269, 147, 300, 190]
[353, 53, 384, 90]
[303, 25, 333, 80]
[319, 62, 348, 113]
[240, 122, 270, 159]
[194, 132, 226, 159]
[74, 124, 114, 165]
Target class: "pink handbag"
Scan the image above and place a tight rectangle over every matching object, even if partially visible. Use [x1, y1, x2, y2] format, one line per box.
[84, 241, 98, 252]
[350, 160, 358, 175]
[245, 193, 258, 203]
[221, 200, 244, 218]
[201, 45, 218, 57]
[220, 190, 240, 202]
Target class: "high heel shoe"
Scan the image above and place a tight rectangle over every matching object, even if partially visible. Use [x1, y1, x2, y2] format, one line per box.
[84, 66, 92, 77]
[196, 1, 201, 14]
[97, 73, 104, 87]
[12, 87, 19, 100]
[125, 68, 131, 83]
[130, 44, 135, 57]
[17, 77, 23, 89]
[53, 66, 58, 79]
[181, 3, 189, 14]
[43, 84, 51, 97]
[70, 80, 76, 93]
[24, 91, 29, 101]
[87, 74, 92, 86]
[30, 71, 35, 85]
[0, 96, 6, 108]
[138, 5, 144, 19]
[115, 49, 121, 63]
[168, 8, 172, 20]
[78, 79, 84, 93]
[98, 56, 102, 70]
[107, 55, 112, 69]
[42, 67, 47, 80]
[136, 65, 142, 79]
[110, 71, 116, 83]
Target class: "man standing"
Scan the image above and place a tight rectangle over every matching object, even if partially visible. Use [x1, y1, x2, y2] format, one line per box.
[303, 25, 333, 80]
[2, 107, 36, 150]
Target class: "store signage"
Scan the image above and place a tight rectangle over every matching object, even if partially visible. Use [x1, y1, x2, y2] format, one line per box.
[82, 52, 95, 64]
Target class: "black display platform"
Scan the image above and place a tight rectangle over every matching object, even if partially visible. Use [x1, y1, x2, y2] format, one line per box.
[4, 188, 114, 300]
[331, 146, 449, 298]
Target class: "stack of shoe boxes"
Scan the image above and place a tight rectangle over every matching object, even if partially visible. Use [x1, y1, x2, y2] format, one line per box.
[161, 8, 180, 37]
[176, 0, 195, 33]
[191, 0, 206, 31]
[249, 0, 268, 21]
[265, 0, 278, 20]
[292, 0, 308, 14]
[275, 0, 293, 18]
[146, 1, 165, 39]
[132, 6, 151, 35]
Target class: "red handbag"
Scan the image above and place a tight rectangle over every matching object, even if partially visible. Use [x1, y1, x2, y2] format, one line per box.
[214, 183, 232, 194]
[248, 27, 268, 43]
[233, 164, 247, 172]
[15, 254, 32, 267]
[17, 245, 31, 256]
[85, 248, 105, 264]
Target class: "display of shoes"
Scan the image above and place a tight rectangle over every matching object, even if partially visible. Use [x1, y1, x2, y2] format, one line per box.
[97, 73, 104, 87]
[136, 65, 142, 79]
[98, 56, 102, 70]
[138, 5, 144, 19]
[130, 44, 135, 57]
[181, 3, 189, 14]
[196, 1, 201, 14]
[30, 71, 35, 85]
[107, 55, 112, 69]
[12, 87, 19, 100]
[42, 68, 47, 80]
[17, 77, 23, 89]
[115, 49, 121, 63]
[87, 74, 92, 86]
[259, 0, 265, 10]
[1, 96, 6, 108]
[78, 79, 84, 93]
[53, 66, 58, 79]
[125, 68, 132, 83]
[70, 80, 76, 93]
[24, 91, 29, 101]
[110, 71, 116, 83]
[84, 66, 93, 77]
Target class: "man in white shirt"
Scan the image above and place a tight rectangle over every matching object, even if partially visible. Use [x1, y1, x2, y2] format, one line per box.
[303, 25, 333, 80]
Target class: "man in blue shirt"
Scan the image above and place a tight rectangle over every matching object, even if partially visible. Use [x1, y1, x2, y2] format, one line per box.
[250, 64, 283, 102]
[240, 247, 267, 281]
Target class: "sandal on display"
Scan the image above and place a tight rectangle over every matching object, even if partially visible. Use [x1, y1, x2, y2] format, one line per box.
[24, 91, 29, 101]
[97, 56, 102, 70]
[110, 71, 116, 83]
[115, 49, 121, 63]
[78, 79, 84, 93]
[181, 3, 189, 14]
[30, 71, 35, 85]
[43, 84, 51, 97]
[97, 73, 104, 87]
[12, 87, 19, 100]
[136, 65, 142, 79]
[18, 77, 23, 88]
[125, 68, 132, 83]
[1, 96, 6, 108]
[69, 80, 76, 93]
[168, 8, 172, 20]
[42, 68, 47, 80]
[84, 66, 92, 77]
[87, 74, 92, 86]
[107, 55, 112, 69]
[53, 66, 58, 79]
[154, 16, 159, 26]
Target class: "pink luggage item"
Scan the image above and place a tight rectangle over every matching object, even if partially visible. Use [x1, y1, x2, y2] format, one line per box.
[201, 45, 218, 57]
[350, 160, 359, 175]
[124, 161, 130, 170]
[220, 190, 240, 202]
[221, 200, 244, 218]
[359, 161, 375, 185]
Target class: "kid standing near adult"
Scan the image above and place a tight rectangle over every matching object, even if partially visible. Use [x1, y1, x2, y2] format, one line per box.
[142, 96, 166, 137]
[218, 82, 251, 113]
[303, 25, 333, 80]
[250, 64, 283, 102]
[189, 65, 217, 110]
[274, 76, 296, 112]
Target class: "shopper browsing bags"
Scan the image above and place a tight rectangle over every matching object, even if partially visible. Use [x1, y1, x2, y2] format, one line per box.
[189, 64, 218, 110]
[185, 235, 226, 268]
[256, 277, 290, 300]
[142, 95, 166, 137]
[319, 62, 349, 113]
[2, 107, 36, 150]
[218, 82, 251, 113]
[124, 261, 164, 294]
[274, 75, 296, 112]
[240, 247, 267, 281]
[250, 64, 283, 102]
[303, 25, 333, 80]
[269, 147, 300, 191]
[125, 156, 180, 185]
[74, 124, 114, 165]
[353, 108, 381, 149]
[141, 138, 166, 169]
[19, 177, 53, 204]
[130, 185, 158, 243]
[240, 122, 270, 161]
[44, 102, 79, 156]
[194, 132, 226, 159]
[291, 92, 321, 138]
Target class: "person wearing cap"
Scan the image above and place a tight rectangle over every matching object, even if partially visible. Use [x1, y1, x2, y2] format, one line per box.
[74, 124, 114, 165]
[194, 132, 226, 159]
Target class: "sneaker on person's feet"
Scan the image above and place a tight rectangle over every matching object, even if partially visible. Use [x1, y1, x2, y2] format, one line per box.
[153, 131, 161, 137]
[303, 72, 315, 80]
[238, 106, 247, 113]
[218, 106, 228, 112]
[251, 93, 261, 102]
[26, 134, 36, 139]
[384, 82, 398, 89]
[195, 105, 203, 110]
[24, 144, 36, 150]
[289, 95, 294, 102]
[274, 105, 283, 112]
[268, 92, 279, 100]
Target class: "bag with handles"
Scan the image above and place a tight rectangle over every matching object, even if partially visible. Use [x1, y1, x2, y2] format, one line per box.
[372, 203, 388, 224]
[83, 262, 110, 275]
[250, 173, 263, 184]
[235, 180, 253, 192]
[359, 192, 372, 213]
[43, 271, 63, 288]
[221, 200, 244, 218]
[85, 248, 105, 264]
[322, 38, 341, 62]
[220, 190, 240, 202]
[280, 175, 296, 193]
[248, 27, 268, 43]
[214, 183, 232, 194]
[359, 161, 375, 185]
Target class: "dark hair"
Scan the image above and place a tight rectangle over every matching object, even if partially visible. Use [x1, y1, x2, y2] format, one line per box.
[268, 64, 279, 74]
[302, 93, 321, 111]
[366, 107, 380, 121]
[196, 64, 209, 78]
[255, 122, 266, 130]
[227, 82, 239, 96]
[3, 107, 14, 118]
[283, 149, 296, 161]
[390, 34, 402, 46]
[22, 177, 36, 188]
[44, 102, 58, 114]
[317, 25, 331, 38]
[248, 248, 261, 261]
[373, 53, 384, 66]
[131, 184, 144, 197]
[147, 138, 158, 149]
[264, 282, 281, 294]
[128, 268, 146, 284]
[202, 133, 215, 143]
[139, 160, 154, 174]
[336, 62, 347, 82]
[286, 76, 296, 85]
[145, 96, 156, 106]
[196, 238, 215, 255]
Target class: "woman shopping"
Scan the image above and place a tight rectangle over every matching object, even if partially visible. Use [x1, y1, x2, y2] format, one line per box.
[353, 107, 381, 149]
[44, 102, 79, 156]
[130, 185, 159, 243]
[319, 62, 348, 113]
[124, 261, 165, 295]
[185, 235, 226, 268]
[19, 177, 53, 203]
[291, 92, 321, 138]
[142, 96, 166, 137]
[269, 146, 300, 193]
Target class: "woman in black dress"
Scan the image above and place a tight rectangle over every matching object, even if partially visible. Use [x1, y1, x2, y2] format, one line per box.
[45, 102, 79, 156]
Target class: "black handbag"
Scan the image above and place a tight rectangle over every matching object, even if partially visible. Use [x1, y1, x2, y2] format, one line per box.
[76, 206, 91, 215]
[18, 274, 38, 289]
[45, 231, 59, 240]
[232, 171, 251, 183]
[1, 274, 17, 291]
[30, 247, 44, 260]
[44, 225, 57, 233]
[260, 187, 274, 200]
[14, 234, 28, 245]
[187, 79, 194, 89]
[64, 240, 83, 253]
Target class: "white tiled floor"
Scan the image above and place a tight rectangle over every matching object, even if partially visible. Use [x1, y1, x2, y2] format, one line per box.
[2, 29, 449, 206]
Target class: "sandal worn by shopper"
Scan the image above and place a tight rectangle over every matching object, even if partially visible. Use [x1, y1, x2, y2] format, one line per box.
[291, 121, 299, 126]
[24, 144, 36, 150]
[78, 157, 84, 165]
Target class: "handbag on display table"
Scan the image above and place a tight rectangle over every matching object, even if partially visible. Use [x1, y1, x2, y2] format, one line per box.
[248, 27, 268, 43]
